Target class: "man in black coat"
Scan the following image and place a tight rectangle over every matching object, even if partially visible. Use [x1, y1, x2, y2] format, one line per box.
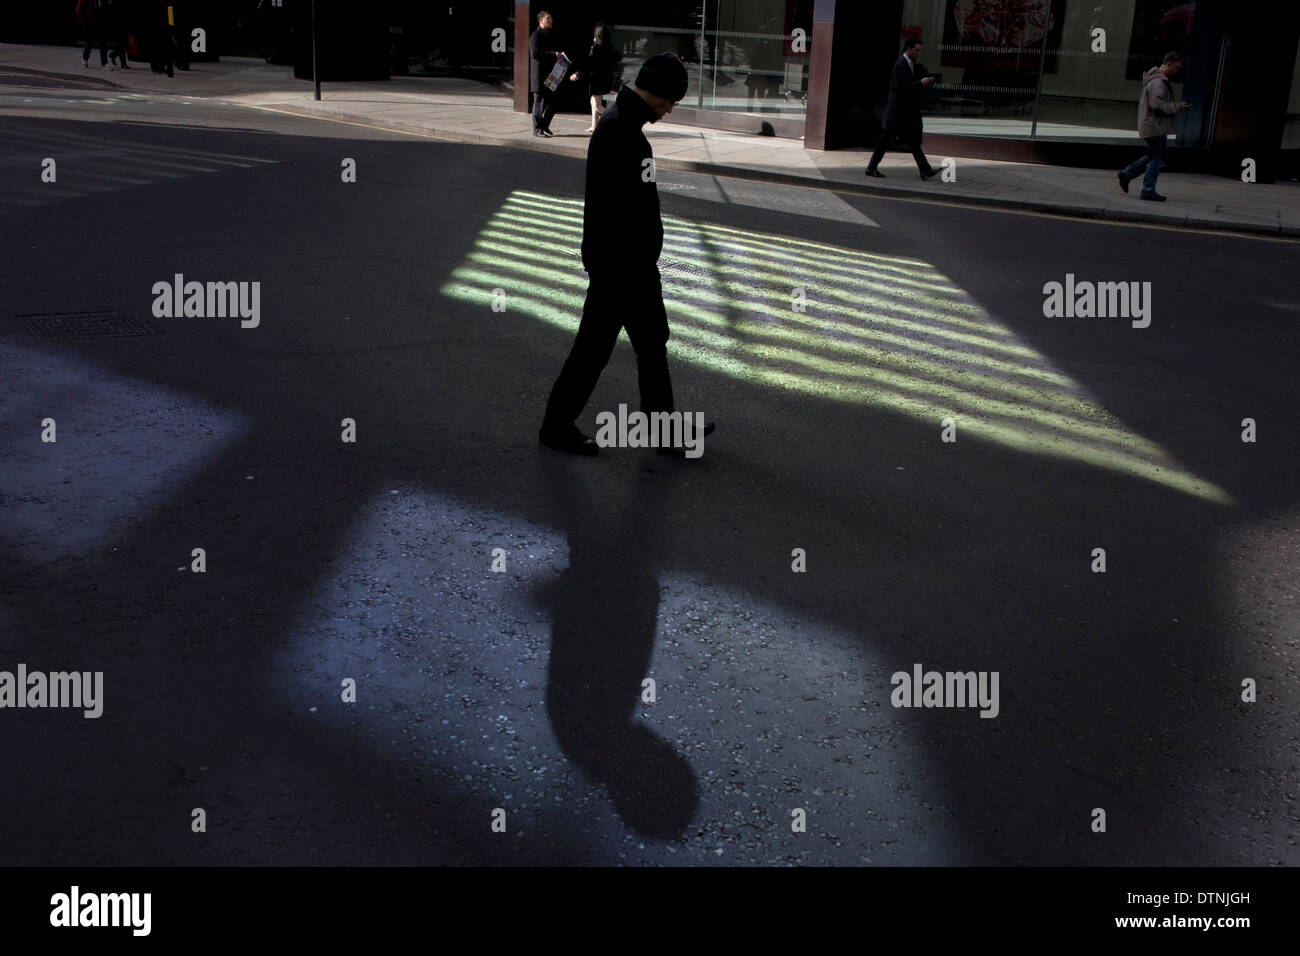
[146, 0, 175, 75]
[529, 10, 567, 136]
[539, 53, 710, 455]
[865, 37, 938, 179]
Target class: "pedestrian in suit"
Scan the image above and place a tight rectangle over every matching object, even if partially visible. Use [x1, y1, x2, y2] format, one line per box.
[539, 53, 713, 456]
[147, 0, 174, 75]
[1117, 52, 1190, 202]
[865, 37, 938, 180]
[530, 10, 568, 137]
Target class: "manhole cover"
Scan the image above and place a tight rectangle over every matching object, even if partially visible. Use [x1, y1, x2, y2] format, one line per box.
[19, 310, 161, 339]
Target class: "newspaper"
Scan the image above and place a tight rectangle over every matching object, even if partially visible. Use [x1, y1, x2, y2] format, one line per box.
[543, 53, 572, 92]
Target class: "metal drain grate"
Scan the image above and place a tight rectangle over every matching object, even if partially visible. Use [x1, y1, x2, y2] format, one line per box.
[20, 310, 162, 339]
[660, 259, 713, 280]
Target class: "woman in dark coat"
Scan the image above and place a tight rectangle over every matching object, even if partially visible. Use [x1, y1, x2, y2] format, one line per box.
[576, 24, 621, 132]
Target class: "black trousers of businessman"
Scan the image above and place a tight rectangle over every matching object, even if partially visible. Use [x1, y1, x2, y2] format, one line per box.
[867, 124, 932, 174]
[542, 270, 674, 428]
[533, 87, 558, 131]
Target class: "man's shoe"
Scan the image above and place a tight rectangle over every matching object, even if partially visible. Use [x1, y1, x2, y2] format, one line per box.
[920, 166, 939, 180]
[1117, 171, 1131, 193]
[533, 128, 546, 137]
[542, 129, 555, 137]
[864, 168, 886, 178]
[539, 425, 599, 456]
[1139, 192, 1167, 202]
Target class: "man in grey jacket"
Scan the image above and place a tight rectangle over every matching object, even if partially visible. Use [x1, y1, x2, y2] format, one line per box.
[1118, 52, 1190, 202]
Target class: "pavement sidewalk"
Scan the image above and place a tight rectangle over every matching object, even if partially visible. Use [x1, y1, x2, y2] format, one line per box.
[3, 42, 1297, 237]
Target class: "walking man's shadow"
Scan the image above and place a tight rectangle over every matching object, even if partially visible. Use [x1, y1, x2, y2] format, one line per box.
[536, 450, 699, 837]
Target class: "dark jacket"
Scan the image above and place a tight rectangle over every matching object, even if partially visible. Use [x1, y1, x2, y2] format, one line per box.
[529, 26, 560, 92]
[882, 53, 928, 132]
[581, 86, 661, 276]
[577, 40, 620, 97]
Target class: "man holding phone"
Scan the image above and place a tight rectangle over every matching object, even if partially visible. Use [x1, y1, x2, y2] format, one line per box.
[865, 36, 939, 180]
[1118, 52, 1191, 202]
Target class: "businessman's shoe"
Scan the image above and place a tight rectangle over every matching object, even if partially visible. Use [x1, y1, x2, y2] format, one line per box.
[539, 425, 599, 455]
[1117, 171, 1131, 193]
[1139, 192, 1167, 202]
[920, 166, 939, 180]
[540, 128, 555, 137]
[533, 128, 547, 137]
[864, 168, 886, 178]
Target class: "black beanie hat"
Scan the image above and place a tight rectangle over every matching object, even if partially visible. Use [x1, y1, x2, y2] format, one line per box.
[635, 52, 689, 102]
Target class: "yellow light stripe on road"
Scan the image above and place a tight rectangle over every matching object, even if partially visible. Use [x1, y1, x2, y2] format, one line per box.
[473, 233, 1075, 389]
[442, 267, 1229, 503]
[457, 252, 1168, 459]
[442, 190, 1234, 504]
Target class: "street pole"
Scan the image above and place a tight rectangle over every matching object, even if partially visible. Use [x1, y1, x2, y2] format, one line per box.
[312, 0, 321, 101]
[697, 6, 705, 109]
[1029, 0, 1050, 140]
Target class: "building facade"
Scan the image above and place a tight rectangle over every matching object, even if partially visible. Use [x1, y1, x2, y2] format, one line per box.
[9, 1, 1296, 176]
[508, 0, 1300, 178]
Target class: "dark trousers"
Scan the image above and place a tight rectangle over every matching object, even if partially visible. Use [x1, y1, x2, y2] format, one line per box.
[867, 125, 931, 173]
[543, 270, 674, 429]
[108, 18, 130, 65]
[532, 87, 557, 130]
[82, 22, 108, 65]
[149, 21, 173, 74]
[1122, 135, 1168, 195]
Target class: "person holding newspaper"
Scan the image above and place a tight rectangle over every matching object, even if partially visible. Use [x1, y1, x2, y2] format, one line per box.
[530, 10, 576, 137]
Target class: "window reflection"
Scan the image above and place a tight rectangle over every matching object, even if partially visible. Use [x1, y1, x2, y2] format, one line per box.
[612, 0, 813, 118]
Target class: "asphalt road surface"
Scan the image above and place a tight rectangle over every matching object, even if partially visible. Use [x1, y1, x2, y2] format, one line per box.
[1, 74, 1297, 866]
